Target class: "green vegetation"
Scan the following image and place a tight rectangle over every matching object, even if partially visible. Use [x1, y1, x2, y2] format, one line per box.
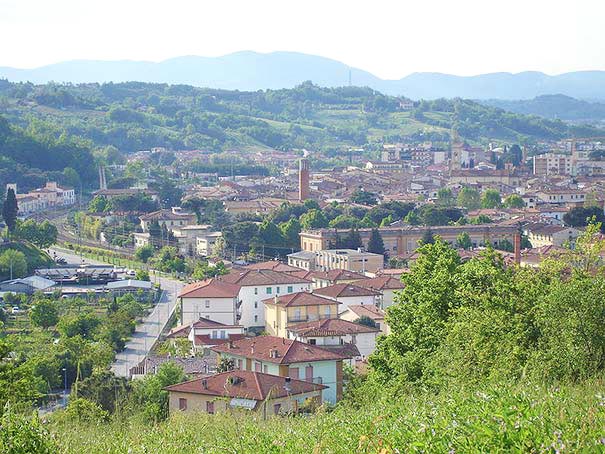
[0, 241, 53, 280]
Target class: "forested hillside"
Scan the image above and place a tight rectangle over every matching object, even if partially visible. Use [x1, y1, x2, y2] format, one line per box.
[1, 80, 603, 159]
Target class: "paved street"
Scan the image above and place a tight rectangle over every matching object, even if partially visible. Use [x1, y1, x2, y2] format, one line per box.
[49, 247, 184, 377]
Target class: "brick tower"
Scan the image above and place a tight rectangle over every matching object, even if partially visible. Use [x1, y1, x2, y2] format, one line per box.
[298, 158, 310, 201]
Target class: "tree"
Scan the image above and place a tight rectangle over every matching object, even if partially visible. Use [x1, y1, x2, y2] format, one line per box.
[2, 188, 18, 234]
[504, 194, 525, 209]
[88, 195, 111, 212]
[0, 250, 27, 279]
[367, 228, 386, 255]
[563, 206, 605, 230]
[351, 189, 378, 206]
[135, 270, 150, 281]
[132, 362, 185, 421]
[481, 189, 502, 209]
[16, 219, 58, 248]
[437, 187, 454, 207]
[342, 229, 362, 250]
[456, 187, 481, 209]
[369, 239, 461, 383]
[279, 218, 301, 249]
[211, 235, 226, 258]
[420, 229, 436, 245]
[300, 209, 328, 230]
[355, 315, 377, 328]
[456, 231, 472, 250]
[30, 299, 58, 329]
[135, 245, 154, 263]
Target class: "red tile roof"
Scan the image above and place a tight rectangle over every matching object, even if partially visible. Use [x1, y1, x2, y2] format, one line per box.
[288, 270, 315, 280]
[218, 269, 311, 286]
[194, 333, 247, 346]
[345, 304, 385, 320]
[313, 283, 381, 299]
[262, 292, 340, 308]
[178, 279, 241, 298]
[354, 276, 405, 291]
[311, 269, 367, 282]
[165, 370, 326, 400]
[243, 260, 302, 273]
[287, 318, 379, 336]
[211, 336, 351, 363]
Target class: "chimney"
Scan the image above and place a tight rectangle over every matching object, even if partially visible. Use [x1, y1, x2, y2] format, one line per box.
[201, 378, 208, 390]
[250, 341, 255, 355]
[514, 233, 521, 266]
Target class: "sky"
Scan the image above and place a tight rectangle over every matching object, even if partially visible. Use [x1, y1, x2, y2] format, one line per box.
[1, 0, 604, 78]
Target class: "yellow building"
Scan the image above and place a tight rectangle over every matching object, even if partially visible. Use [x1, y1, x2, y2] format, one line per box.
[263, 292, 340, 338]
[165, 370, 326, 418]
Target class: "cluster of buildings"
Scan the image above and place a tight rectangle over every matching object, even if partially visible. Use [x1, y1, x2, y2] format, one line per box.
[6, 182, 76, 215]
[153, 259, 406, 415]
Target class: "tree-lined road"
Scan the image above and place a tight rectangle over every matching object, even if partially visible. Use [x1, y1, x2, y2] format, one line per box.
[49, 247, 184, 377]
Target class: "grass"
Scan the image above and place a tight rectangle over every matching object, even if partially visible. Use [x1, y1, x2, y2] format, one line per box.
[49, 379, 605, 453]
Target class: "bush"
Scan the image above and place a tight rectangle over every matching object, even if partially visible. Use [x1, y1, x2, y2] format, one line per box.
[0, 408, 58, 454]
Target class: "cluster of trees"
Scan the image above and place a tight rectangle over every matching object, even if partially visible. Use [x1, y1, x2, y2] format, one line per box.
[0, 290, 155, 414]
[370, 223, 605, 389]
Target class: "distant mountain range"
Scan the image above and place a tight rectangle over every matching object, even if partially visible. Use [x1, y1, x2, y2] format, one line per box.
[2, 51, 605, 100]
[480, 95, 605, 121]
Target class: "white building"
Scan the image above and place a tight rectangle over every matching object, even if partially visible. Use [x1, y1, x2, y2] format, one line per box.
[177, 279, 241, 326]
[313, 283, 381, 311]
[219, 270, 312, 329]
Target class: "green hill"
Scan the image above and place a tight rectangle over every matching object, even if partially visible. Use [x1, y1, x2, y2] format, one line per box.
[2, 80, 603, 161]
[0, 241, 53, 280]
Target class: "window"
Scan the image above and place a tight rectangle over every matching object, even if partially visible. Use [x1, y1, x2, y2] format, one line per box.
[305, 365, 314, 381]
[274, 403, 281, 415]
[254, 288, 258, 295]
[309, 339, 316, 345]
[211, 330, 217, 339]
[254, 315, 258, 323]
[237, 359, 243, 369]
[255, 362, 262, 372]
[206, 401, 214, 414]
[178, 398, 187, 411]
[254, 301, 258, 309]
[289, 367, 299, 379]
[266, 287, 272, 294]
[205, 300, 210, 308]
[287, 286, 293, 293]
[220, 330, 226, 339]
[276, 287, 280, 294]
[263, 365, 268, 373]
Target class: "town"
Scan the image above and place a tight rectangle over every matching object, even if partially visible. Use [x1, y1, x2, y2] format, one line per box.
[2, 129, 605, 420]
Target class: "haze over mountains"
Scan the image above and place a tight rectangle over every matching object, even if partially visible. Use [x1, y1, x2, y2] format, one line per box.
[2, 51, 605, 101]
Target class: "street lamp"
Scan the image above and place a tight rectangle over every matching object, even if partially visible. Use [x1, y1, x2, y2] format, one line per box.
[61, 367, 67, 407]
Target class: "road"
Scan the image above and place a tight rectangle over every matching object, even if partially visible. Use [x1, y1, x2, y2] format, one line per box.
[49, 247, 184, 377]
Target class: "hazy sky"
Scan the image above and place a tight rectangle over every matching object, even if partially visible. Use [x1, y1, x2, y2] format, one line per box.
[1, 0, 604, 78]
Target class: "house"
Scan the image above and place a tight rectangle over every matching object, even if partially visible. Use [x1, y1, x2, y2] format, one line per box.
[178, 279, 241, 326]
[353, 276, 404, 308]
[165, 371, 326, 417]
[286, 318, 380, 360]
[218, 270, 312, 329]
[263, 292, 340, 338]
[167, 318, 246, 351]
[130, 355, 216, 379]
[286, 251, 317, 271]
[195, 232, 223, 257]
[310, 269, 366, 289]
[340, 304, 388, 334]
[211, 336, 348, 403]
[171, 225, 217, 257]
[313, 283, 381, 311]
[314, 249, 384, 274]
[522, 223, 581, 248]
[139, 209, 196, 232]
